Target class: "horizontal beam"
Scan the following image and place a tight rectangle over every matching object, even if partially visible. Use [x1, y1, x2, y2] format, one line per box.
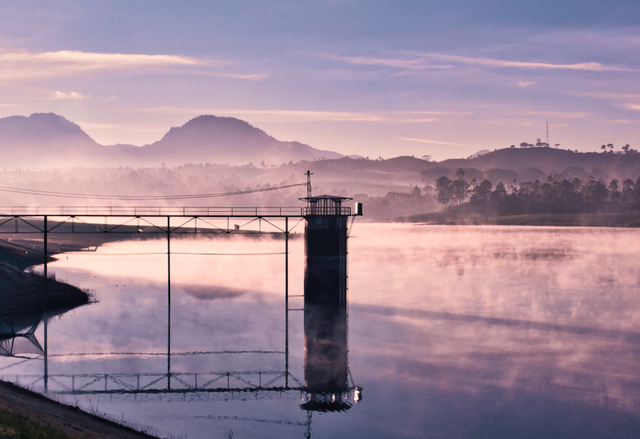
[54, 386, 306, 395]
[0, 206, 307, 217]
[1, 214, 305, 219]
[0, 206, 353, 217]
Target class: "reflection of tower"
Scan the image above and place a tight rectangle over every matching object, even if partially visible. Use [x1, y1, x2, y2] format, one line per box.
[300, 195, 353, 411]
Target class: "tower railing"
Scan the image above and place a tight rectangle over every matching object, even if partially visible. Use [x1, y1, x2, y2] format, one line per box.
[302, 207, 351, 216]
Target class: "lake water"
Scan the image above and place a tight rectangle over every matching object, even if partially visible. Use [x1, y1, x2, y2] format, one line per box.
[1, 224, 640, 438]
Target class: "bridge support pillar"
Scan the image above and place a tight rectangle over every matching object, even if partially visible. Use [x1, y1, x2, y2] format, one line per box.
[43, 215, 48, 287]
[167, 216, 171, 390]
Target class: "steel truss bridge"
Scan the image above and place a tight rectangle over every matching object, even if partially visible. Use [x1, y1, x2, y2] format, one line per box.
[0, 206, 320, 364]
[0, 204, 361, 436]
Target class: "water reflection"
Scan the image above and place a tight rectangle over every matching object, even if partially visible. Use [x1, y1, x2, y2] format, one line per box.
[302, 260, 354, 412]
[2, 225, 640, 438]
[0, 232, 361, 437]
[0, 312, 44, 357]
[0, 305, 88, 359]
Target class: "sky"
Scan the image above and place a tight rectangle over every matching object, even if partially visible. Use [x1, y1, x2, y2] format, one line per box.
[0, 0, 638, 161]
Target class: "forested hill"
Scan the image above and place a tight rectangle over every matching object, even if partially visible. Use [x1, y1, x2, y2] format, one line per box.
[288, 147, 640, 185]
[440, 148, 636, 173]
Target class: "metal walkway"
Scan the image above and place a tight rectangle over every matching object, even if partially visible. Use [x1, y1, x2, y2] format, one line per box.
[0, 206, 308, 217]
[0, 205, 351, 217]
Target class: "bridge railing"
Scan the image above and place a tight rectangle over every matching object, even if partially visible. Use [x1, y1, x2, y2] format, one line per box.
[0, 206, 306, 217]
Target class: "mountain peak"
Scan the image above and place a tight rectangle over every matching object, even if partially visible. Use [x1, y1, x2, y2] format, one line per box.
[160, 114, 273, 144]
[0, 112, 343, 167]
[0, 112, 94, 144]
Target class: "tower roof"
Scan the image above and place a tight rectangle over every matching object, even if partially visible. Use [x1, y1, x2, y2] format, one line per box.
[299, 195, 353, 202]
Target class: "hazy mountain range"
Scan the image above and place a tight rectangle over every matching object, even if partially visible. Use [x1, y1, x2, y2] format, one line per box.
[0, 113, 342, 168]
[287, 148, 640, 185]
[1, 113, 638, 185]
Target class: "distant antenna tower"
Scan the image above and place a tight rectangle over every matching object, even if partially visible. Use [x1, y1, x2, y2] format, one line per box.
[546, 121, 549, 146]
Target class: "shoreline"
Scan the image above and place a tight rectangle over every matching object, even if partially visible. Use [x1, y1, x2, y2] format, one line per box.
[397, 211, 640, 228]
[0, 234, 164, 439]
[0, 380, 159, 439]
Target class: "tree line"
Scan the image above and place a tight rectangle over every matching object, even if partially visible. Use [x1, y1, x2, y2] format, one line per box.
[435, 169, 640, 215]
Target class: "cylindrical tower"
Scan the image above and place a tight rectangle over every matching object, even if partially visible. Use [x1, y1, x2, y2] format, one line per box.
[301, 195, 351, 398]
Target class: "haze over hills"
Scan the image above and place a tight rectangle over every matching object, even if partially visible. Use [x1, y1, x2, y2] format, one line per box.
[118, 115, 343, 166]
[2, 112, 640, 196]
[1, 114, 639, 221]
[0, 113, 343, 168]
[0, 113, 100, 168]
[283, 147, 640, 184]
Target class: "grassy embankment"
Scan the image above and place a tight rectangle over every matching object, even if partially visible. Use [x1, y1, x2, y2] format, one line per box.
[0, 380, 158, 439]
[399, 211, 640, 227]
[0, 232, 162, 439]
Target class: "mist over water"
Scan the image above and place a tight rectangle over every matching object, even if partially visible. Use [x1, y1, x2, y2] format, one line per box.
[1, 224, 640, 438]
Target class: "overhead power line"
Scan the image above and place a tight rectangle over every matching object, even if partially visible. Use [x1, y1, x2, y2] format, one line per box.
[0, 183, 306, 201]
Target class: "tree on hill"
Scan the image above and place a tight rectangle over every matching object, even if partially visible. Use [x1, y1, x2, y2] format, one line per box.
[584, 179, 608, 209]
[435, 176, 453, 207]
[621, 144, 637, 154]
[431, 170, 640, 216]
[622, 178, 635, 204]
[535, 138, 549, 148]
[470, 179, 492, 206]
[490, 182, 507, 206]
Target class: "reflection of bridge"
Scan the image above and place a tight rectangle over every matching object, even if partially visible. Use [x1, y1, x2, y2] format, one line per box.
[11, 367, 359, 402]
[18, 370, 305, 395]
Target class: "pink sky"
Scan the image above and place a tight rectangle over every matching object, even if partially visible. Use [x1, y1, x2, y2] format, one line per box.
[0, 1, 638, 161]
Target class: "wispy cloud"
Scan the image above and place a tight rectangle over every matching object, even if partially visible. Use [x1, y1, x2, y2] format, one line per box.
[52, 90, 88, 100]
[399, 111, 473, 116]
[519, 110, 588, 119]
[139, 107, 473, 123]
[398, 137, 466, 146]
[420, 53, 632, 72]
[621, 103, 640, 111]
[323, 54, 452, 70]
[208, 72, 269, 81]
[327, 52, 632, 73]
[610, 119, 639, 124]
[0, 48, 217, 81]
[399, 118, 439, 123]
[518, 80, 537, 87]
[0, 49, 206, 66]
[139, 107, 386, 122]
[580, 92, 640, 100]
[476, 119, 535, 126]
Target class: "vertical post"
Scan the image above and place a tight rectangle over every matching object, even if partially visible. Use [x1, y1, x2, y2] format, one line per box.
[167, 216, 171, 390]
[285, 216, 289, 388]
[43, 215, 49, 392]
[43, 216, 48, 286]
[43, 318, 48, 392]
[306, 170, 313, 199]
